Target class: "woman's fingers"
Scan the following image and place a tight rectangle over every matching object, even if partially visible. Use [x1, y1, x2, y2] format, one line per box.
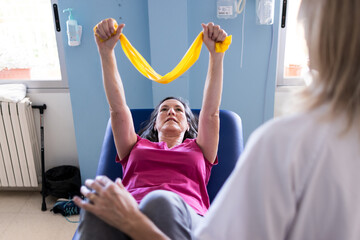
[82, 179, 106, 202]
[85, 176, 114, 194]
[202, 22, 227, 42]
[95, 18, 123, 41]
[95, 175, 112, 187]
[206, 22, 214, 39]
[201, 23, 207, 32]
[103, 19, 114, 38]
[82, 176, 123, 204]
[115, 23, 125, 38]
[115, 178, 125, 189]
[107, 19, 115, 36]
[101, 20, 111, 39]
[80, 185, 92, 196]
[79, 185, 98, 204]
[73, 195, 97, 213]
[217, 31, 227, 42]
[72, 196, 83, 206]
[85, 179, 102, 192]
[211, 25, 220, 40]
[96, 22, 107, 40]
[202, 24, 209, 41]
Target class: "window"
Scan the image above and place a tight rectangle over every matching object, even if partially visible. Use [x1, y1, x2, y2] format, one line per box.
[0, 0, 67, 89]
[277, 0, 309, 86]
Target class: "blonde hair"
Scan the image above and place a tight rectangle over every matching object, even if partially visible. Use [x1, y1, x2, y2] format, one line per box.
[298, 0, 360, 128]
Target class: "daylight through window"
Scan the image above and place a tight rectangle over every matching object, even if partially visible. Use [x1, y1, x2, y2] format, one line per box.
[0, 0, 61, 81]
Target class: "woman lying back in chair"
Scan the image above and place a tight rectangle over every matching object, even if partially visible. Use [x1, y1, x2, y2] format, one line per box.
[73, 18, 228, 240]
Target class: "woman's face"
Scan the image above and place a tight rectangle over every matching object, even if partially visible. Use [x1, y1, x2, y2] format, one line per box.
[154, 99, 189, 136]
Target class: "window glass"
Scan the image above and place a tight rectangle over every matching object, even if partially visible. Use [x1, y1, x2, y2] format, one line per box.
[283, 0, 308, 78]
[0, 0, 61, 81]
[277, 0, 309, 86]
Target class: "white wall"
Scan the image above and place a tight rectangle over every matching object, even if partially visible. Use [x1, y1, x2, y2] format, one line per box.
[27, 90, 78, 171]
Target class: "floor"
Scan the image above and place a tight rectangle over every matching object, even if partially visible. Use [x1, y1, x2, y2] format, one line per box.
[0, 190, 79, 240]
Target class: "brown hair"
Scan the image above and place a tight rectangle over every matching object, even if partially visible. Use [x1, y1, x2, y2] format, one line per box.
[298, 0, 360, 128]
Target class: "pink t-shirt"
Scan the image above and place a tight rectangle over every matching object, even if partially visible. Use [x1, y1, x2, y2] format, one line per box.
[116, 135, 217, 216]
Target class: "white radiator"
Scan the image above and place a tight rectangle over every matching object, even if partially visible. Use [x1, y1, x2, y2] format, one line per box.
[0, 98, 41, 187]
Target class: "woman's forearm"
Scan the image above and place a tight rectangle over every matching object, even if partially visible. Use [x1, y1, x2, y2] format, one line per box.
[196, 52, 224, 163]
[99, 49, 138, 158]
[99, 50, 128, 113]
[201, 52, 224, 116]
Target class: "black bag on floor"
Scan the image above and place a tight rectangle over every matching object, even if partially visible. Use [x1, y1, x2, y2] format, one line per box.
[45, 165, 81, 198]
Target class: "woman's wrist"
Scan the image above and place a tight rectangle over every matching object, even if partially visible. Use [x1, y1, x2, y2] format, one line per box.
[209, 52, 225, 62]
[99, 49, 116, 63]
[120, 210, 143, 233]
[98, 47, 115, 57]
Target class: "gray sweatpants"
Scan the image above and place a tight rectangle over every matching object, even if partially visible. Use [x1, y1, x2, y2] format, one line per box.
[75, 190, 203, 240]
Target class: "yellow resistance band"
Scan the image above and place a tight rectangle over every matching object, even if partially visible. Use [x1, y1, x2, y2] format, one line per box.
[94, 25, 232, 84]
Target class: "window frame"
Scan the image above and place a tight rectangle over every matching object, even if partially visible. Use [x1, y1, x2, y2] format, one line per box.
[0, 0, 68, 90]
[276, 0, 306, 87]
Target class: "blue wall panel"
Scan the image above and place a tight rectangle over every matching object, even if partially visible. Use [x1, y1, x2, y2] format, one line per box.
[148, 0, 190, 105]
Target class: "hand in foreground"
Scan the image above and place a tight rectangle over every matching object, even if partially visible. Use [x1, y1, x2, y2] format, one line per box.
[94, 18, 125, 53]
[73, 176, 141, 233]
[201, 22, 228, 54]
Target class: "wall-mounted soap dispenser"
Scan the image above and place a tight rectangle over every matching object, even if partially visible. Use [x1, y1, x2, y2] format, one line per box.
[63, 8, 82, 46]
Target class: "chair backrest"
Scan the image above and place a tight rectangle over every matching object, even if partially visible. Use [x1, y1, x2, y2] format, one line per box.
[96, 109, 243, 202]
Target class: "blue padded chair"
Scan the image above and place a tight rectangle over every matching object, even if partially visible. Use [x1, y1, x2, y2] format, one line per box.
[73, 109, 243, 239]
[96, 109, 243, 202]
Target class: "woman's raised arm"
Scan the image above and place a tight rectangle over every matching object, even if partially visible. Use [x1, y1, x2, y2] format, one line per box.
[196, 23, 227, 164]
[95, 19, 137, 159]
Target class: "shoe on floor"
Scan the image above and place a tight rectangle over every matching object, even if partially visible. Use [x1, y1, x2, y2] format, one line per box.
[50, 198, 80, 217]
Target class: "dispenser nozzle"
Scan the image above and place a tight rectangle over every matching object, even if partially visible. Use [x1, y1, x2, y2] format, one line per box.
[63, 8, 74, 20]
